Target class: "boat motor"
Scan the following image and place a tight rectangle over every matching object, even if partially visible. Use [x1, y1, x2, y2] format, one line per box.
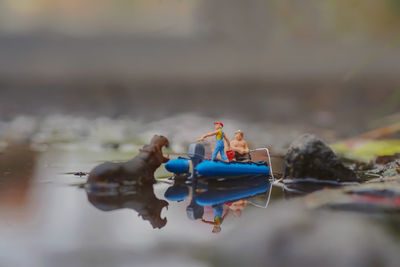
[187, 143, 205, 179]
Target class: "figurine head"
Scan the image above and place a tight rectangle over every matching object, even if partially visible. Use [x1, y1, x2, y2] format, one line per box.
[234, 130, 244, 141]
[214, 121, 223, 129]
[212, 225, 222, 233]
[228, 199, 247, 217]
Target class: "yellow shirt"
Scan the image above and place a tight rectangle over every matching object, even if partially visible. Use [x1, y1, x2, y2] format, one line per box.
[216, 129, 224, 140]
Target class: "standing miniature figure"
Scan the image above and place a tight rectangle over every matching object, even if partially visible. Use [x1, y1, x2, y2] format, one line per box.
[201, 204, 228, 234]
[197, 121, 230, 162]
[230, 130, 251, 162]
[211, 204, 224, 233]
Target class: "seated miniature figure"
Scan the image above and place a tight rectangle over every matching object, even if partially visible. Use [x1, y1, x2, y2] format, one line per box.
[197, 121, 230, 162]
[226, 199, 248, 217]
[230, 130, 251, 162]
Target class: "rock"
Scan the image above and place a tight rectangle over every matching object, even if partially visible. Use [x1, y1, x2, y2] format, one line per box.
[283, 134, 359, 182]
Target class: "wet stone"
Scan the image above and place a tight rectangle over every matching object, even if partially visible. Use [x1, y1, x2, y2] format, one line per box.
[283, 134, 359, 182]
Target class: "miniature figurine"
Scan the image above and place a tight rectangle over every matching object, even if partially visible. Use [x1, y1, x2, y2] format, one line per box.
[230, 130, 251, 162]
[226, 199, 248, 217]
[88, 135, 169, 184]
[212, 204, 223, 233]
[197, 121, 230, 162]
[201, 204, 228, 234]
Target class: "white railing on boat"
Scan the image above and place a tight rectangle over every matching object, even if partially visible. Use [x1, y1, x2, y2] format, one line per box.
[250, 147, 275, 182]
[249, 147, 275, 208]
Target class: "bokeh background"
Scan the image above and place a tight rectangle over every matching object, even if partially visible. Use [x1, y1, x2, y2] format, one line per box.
[1, 0, 399, 139]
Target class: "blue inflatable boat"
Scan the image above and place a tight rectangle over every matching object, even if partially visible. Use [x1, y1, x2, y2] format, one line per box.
[165, 158, 191, 174]
[196, 160, 269, 176]
[165, 158, 270, 177]
[164, 144, 274, 179]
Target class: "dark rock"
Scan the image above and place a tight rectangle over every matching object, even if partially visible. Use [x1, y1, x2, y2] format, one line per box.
[283, 134, 359, 182]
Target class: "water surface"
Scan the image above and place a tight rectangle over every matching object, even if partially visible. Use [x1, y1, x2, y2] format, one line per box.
[0, 146, 280, 266]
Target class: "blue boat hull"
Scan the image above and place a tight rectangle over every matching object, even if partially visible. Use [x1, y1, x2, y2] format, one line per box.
[196, 160, 269, 176]
[165, 158, 270, 177]
[164, 175, 270, 206]
[165, 158, 190, 174]
[195, 176, 270, 206]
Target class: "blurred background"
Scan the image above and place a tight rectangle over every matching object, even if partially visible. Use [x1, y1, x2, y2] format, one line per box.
[1, 0, 399, 139]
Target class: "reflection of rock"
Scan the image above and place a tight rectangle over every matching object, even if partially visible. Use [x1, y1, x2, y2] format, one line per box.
[281, 178, 351, 198]
[283, 134, 358, 182]
[85, 182, 168, 229]
[88, 135, 169, 185]
[304, 175, 400, 213]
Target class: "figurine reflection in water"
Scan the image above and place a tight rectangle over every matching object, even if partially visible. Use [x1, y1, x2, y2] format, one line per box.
[166, 175, 270, 234]
[226, 199, 248, 217]
[200, 204, 229, 234]
[202, 200, 248, 233]
[181, 183, 228, 234]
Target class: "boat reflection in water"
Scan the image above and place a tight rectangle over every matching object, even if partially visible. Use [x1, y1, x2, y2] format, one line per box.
[164, 175, 272, 233]
[83, 171, 271, 232]
[84, 180, 169, 229]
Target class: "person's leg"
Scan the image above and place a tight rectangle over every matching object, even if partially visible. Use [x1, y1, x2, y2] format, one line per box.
[212, 143, 225, 161]
[235, 152, 250, 162]
[215, 144, 228, 161]
[219, 148, 228, 161]
[211, 145, 219, 161]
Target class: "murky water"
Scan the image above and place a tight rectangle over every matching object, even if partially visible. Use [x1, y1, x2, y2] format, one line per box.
[2, 114, 399, 266]
[0, 145, 283, 266]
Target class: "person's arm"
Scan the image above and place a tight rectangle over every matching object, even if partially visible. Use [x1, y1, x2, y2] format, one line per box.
[200, 218, 216, 225]
[230, 140, 240, 153]
[243, 140, 250, 154]
[230, 141, 249, 154]
[223, 134, 231, 150]
[197, 130, 218, 141]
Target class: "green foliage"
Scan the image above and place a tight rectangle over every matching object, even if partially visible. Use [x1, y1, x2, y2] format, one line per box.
[332, 139, 400, 161]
